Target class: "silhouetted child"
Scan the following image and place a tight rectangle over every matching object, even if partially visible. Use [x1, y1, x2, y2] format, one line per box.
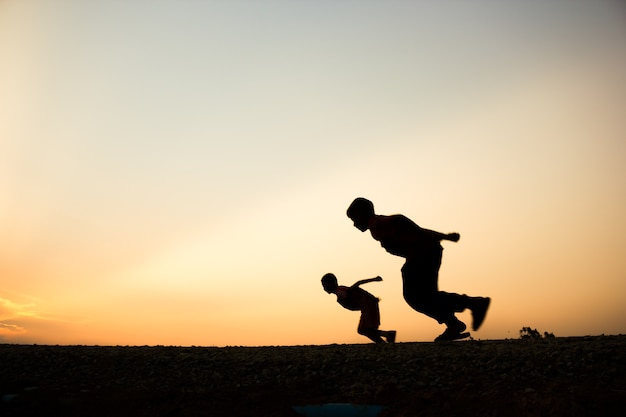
[321, 273, 396, 344]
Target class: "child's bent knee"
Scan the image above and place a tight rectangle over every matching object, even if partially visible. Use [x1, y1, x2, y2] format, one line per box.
[358, 327, 375, 336]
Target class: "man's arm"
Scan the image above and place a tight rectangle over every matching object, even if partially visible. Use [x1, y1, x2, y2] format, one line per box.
[393, 215, 460, 243]
[352, 276, 383, 287]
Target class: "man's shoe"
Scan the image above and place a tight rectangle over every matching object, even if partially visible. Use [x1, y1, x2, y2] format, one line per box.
[471, 297, 491, 331]
[435, 322, 468, 342]
[386, 331, 397, 343]
[435, 330, 470, 342]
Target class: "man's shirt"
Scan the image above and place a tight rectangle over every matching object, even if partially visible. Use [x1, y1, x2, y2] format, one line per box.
[369, 214, 442, 258]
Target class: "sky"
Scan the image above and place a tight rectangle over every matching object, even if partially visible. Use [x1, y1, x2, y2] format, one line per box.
[1, 0, 625, 346]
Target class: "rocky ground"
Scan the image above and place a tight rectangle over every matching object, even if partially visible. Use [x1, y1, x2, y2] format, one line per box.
[1, 335, 625, 416]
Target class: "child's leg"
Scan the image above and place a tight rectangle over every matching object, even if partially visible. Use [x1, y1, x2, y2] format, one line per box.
[359, 300, 387, 343]
[358, 299, 396, 343]
[358, 327, 385, 343]
[381, 330, 396, 343]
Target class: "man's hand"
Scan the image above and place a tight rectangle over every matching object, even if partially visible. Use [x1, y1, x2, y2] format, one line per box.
[447, 233, 460, 242]
[374, 276, 383, 281]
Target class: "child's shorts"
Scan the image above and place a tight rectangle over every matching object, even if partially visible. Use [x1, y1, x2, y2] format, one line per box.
[358, 298, 380, 331]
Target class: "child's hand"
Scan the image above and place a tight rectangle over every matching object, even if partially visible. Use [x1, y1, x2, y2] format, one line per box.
[375, 276, 383, 281]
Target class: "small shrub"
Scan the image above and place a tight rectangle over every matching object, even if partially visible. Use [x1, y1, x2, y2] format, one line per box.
[520, 327, 555, 339]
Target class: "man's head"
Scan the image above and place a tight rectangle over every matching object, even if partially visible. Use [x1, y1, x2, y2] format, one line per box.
[321, 273, 338, 294]
[347, 197, 374, 232]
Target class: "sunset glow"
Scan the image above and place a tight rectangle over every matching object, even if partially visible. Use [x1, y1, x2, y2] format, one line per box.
[2, 0, 625, 346]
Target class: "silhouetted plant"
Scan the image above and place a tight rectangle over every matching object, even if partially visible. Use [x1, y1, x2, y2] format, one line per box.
[520, 327, 555, 339]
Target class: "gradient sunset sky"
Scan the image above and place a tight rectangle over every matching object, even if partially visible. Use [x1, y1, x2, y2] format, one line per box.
[2, 0, 625, 346]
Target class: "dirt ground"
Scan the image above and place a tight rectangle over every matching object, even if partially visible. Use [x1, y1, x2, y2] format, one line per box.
[1, 335, 625, 416]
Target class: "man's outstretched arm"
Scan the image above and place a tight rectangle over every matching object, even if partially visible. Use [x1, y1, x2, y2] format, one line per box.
[352, 276, 383, 287]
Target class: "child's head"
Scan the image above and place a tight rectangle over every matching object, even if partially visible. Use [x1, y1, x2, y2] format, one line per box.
[321, 273, 338, 293]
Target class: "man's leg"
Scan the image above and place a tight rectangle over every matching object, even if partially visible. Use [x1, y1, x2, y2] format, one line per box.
[436, 291, 490, 330]
[469, 296, 491, 331]
[401, 260, 472, 340]
[401, 260, 451, 321]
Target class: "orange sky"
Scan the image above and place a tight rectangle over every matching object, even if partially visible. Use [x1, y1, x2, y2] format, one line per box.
[1, 1, 625, 346]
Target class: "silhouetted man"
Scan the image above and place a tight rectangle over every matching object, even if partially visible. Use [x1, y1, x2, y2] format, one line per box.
[346, 197, 490, 341]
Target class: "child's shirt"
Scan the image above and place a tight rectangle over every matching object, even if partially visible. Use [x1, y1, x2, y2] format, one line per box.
[335, 285, 378, 311]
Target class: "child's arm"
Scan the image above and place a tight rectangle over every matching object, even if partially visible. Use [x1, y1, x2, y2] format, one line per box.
[352, 276, 383, 287]
[421, 227, 460, 242]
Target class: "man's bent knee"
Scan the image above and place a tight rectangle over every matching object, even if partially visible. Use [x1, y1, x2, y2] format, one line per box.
[403, 292, 448, 324]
